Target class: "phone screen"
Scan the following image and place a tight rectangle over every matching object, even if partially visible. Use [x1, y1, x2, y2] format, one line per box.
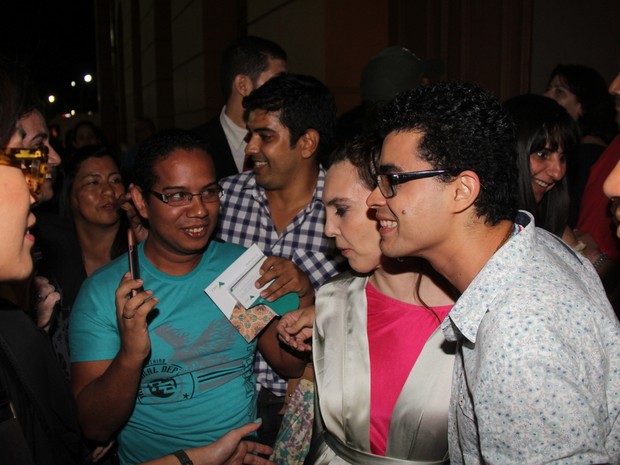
[127, 229, 144, 297]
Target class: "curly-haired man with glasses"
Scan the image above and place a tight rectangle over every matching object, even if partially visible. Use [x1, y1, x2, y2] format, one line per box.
[368, 81, 620, 465]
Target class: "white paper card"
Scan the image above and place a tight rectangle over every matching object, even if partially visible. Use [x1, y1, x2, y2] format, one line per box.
[204, 244, 271, 318]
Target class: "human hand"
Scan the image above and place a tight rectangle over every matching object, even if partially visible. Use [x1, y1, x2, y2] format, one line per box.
[574, 229, 602, 260]
[276, 306, 315, 352]
[120, 187, 148, 243]
[90, 440, 116, 463]
[190, 420, 274, 465]
[33, 275, 61, 331]
[574, 229, 599, 250]
[256, 256, 314, 306]
[115, 272, 158, 363]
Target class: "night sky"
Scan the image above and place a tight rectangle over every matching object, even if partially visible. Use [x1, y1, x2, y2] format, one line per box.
[1, 1, 98, 117]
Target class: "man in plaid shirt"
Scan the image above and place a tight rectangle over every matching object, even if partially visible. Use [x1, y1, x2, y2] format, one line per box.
[216, 73, 344, 446]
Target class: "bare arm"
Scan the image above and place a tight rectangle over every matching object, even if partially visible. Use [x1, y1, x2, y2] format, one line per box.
[275, 306, 315, 352]
[257, 319, 306, 379]
[32, 275, 61, 331]
[140, 421, 274, 465]
[71, 273, 158, 442]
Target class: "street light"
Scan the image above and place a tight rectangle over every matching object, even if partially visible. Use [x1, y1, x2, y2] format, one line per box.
[83, 74, 93, 83]
[48, 95, 56, 103]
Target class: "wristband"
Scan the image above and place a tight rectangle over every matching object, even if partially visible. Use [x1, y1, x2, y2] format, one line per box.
[593, 253, 609, 270]
[172, 450, 193, 465]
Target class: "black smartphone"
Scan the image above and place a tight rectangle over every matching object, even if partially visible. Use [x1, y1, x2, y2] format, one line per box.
[127, 229, 144, 297]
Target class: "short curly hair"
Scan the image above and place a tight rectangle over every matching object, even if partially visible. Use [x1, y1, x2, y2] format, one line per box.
[132, 128, 212, 195]
[378, 81, 518, 225]
[327, 134, 380, 190]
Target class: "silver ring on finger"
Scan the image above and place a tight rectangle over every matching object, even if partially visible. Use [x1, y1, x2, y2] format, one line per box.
[122, 314, 135, 320]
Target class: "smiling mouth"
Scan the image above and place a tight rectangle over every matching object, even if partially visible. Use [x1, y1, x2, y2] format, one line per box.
[45, 166, 57, 181]
[533, 178, 553, 190]
[183, 226, 208, 236]
[379, 219, 397, 228]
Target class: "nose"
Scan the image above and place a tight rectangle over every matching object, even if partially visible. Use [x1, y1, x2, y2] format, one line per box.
[610, 72, 620, 97]
[186, 194, 209, 217]
[545, 155, 563, 181]
[324, 215, 338, 238]
[366, 185, 386, 209]
[46, 142, 61, 167]
[604, 160, 620, 199]
[99, 179, 116, 197]
[245, 134, 259, 155]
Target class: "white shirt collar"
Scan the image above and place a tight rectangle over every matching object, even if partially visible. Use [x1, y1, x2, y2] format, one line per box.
[219, 106, 248, 171]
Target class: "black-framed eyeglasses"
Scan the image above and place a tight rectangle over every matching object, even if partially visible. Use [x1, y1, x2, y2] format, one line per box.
[150, 184, 223, 206]
[0, 146, 49, 197]
[376, 169, 447, 199]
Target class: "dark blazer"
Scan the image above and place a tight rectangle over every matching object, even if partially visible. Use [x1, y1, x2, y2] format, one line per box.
[192, 114, 239, 180]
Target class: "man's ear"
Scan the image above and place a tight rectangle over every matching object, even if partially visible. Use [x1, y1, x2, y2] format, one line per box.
[451, 170, 480, 213]
[130, 184, 149, 220]
[233, 74, 253, 97]
[297, 129, 320, 159]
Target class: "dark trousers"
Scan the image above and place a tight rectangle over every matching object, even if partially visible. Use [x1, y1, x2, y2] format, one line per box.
[256, 386, 285, 448]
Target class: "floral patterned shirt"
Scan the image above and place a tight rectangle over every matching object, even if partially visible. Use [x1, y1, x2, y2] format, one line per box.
[443, 211, 620, 464]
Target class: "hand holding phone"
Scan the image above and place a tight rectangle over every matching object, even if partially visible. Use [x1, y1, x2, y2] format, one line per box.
[128, 228, 144, 297]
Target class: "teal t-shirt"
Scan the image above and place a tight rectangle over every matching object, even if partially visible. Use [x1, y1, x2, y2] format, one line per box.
[70, 240, 298, 465]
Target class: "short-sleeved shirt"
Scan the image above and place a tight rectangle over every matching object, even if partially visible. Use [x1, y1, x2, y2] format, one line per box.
[70, 240, 298, 465]
[443, 211, 620, 464]
[217, 169, 344, 395]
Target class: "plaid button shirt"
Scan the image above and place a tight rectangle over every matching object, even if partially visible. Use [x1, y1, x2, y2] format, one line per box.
[216, 168, 344, 395]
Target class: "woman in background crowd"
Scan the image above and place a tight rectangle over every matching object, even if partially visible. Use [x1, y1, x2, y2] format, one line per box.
[544, 64, 618, 224]
[36, 145, 128, 377]
[504, 94, 613, 278]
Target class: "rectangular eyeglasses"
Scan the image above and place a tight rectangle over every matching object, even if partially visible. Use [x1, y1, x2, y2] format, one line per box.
[150, 184, 223, 206]
[376, 169, 447, 198]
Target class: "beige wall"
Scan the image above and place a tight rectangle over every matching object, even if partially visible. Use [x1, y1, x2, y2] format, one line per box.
[531, 0, 620, 94]
[248, 0, 326, 79]
[106, 0, 382, 148]
[100, 0, 618, 150]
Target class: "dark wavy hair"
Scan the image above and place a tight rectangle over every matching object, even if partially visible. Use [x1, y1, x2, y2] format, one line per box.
[378, 81, 518, 225]
[0, 58, 39, 146]
[547, 64, 618, 144]
[503, 94, 579, 237]
[327, 134, 379, 190]
[243, 73, 337, 167]
[220, 36, 287, 100]
[132, 128, 212, 195]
